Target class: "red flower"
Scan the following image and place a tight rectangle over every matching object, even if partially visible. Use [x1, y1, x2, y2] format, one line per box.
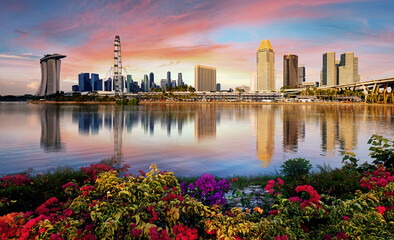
[163, 186, 167, 191]
[343, 215, 349, 221]
[377, 206, 386, 215]
[269, 210, 278, 215]
[336, 231, 349, 239]
[289, 196, 302, 203]
[274, 235, 288, 240]
[323, 234, 332, 240]
[139, 170, 146, 176]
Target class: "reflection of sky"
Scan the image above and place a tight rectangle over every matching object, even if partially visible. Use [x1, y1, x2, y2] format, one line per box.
[0, 103, 393, 177]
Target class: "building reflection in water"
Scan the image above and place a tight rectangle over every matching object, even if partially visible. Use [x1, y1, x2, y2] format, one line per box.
[67, 104, 372, 167]
[256, 105, 275, 167]
[320, 105, 358, 156]
[72, 106, 103, 135]
[194, 105, 216, 142]
[40, 104, 62, 152]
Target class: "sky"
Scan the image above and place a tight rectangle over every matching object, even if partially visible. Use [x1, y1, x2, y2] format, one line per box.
[0, 0, 393, 95]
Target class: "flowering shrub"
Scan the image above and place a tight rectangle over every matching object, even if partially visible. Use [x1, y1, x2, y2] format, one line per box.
[80, 163, 114, 181]
[264, 178, 284, 195]
[0, 159, 393, 239]
[0, 174, 31, 188]
[360, 166, 394, 190]
[180, 174, 231, 206]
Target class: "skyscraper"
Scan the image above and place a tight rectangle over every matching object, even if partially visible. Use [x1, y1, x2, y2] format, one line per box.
[177, 73, 183, 87]
[167, 71, 171, 87]
[160, 79, 167, 90]
[322, 52, 337, 86]
[194, 65, 216, 91]
[250, 71, 257, 92]
[298, 65, 305, 85]
[322, 52, 359, 86]
[104, 78, 112, 91]
[216, 83, 221, 92]
[78, 73, 91, 92]
[144, 74, 150, 92]
[283, 54, 298, 88]
[36, 54, 66, 96]
[338, 52, 358, 85]
[91, 73, 102, 91]
[256, 40, 275, 91]
[149, 72, 155, 89]
[126, 75, 132, 93]
[113, 35, 122, 94]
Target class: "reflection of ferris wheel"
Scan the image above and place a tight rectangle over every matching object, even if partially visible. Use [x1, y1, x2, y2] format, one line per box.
[113, 35, 122, 94]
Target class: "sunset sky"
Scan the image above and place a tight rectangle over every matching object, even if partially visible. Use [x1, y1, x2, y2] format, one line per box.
[0, 0, 393, 95]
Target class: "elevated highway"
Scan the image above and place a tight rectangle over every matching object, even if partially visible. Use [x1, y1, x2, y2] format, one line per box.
[284, 77, 394, 103]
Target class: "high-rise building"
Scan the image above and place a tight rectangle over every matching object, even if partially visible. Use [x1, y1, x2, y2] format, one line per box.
[172, 80, 176, 88]
[256, 40, 275, 91]
[298, 65, 305, 85]
[322, 52, 337, 86]
[194, 65, 216, 91]
[283, 54, 298, 88]
[338, 52, 358, 85]
[177, 73, 183, 87]
[167, 71, 171, 87]
[160, 79, 167, 90]
[149, 72, 154, 88]
[78, 73, 91, 92]
[113, 35, 122, 94]
[104, 78, 112, 91]
[144, 74, 150, 92]
[250, 71, 257, 92]
[72, 85, 79, 92]
[322, 52, 359, 86]
[91, 73, 102, 91]
[216, 83, 221, 92]
[126, 75, 132, 93]
[36, 54, 66, 96]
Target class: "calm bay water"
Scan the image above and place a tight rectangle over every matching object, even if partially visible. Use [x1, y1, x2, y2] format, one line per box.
[0, 102, 393, 177]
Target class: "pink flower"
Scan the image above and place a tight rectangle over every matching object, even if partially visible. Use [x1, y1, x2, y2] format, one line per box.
[343, 216, 349, 221]
[289, 196, 302, 203]
[277, 178, 284, 186]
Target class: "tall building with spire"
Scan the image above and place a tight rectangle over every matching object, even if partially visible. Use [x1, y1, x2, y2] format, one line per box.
[256, 40, 275, 91]
[36, 54, 66, 96]
[283, 54, 298, 88]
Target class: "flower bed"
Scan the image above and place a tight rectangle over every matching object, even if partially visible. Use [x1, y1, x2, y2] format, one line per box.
[0, 135, 393, 239]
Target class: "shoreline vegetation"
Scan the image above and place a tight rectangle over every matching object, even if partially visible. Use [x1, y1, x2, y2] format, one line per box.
[25, 100, 394, 107]
[0, 135, 393, 239]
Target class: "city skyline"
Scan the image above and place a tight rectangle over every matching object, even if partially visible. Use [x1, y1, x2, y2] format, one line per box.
[0, 0, 393, 95]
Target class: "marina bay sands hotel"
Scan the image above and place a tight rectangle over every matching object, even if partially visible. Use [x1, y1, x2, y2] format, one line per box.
[35, 54, 66, 96]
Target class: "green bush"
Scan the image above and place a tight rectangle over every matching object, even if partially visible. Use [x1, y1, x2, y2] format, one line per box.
[368, 134, 394, 170]
[280, 158, 312, 179]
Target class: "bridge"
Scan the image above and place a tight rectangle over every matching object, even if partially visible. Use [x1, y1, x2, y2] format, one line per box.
[284, 77, 394, 103]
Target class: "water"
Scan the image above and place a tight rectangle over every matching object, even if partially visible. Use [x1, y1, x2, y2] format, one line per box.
[0, 102, 392, 177]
